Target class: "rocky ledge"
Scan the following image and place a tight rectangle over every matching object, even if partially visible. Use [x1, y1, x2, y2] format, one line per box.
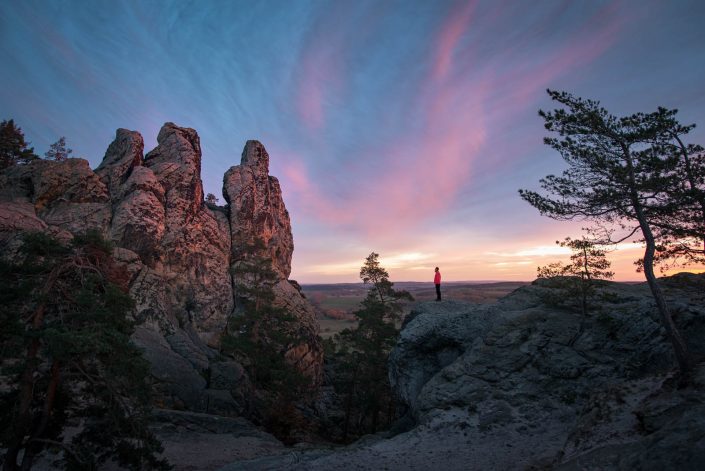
[225, 273, 705, 470]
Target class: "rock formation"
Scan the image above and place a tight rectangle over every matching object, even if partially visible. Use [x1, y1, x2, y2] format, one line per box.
[224, 140, 321, 379]
[0, 123, 322, 415]
[222, 274, 705, 470]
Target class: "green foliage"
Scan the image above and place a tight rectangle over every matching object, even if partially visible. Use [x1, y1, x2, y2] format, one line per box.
[221, 238, 309, 443]
[329, 252, 413, 441]
[205, 193, 219, 205]
[520, 89, 697, 373]
[44, 136, 73, 162]
[0, 231, 169, 470]
[536, 237, 613, 316]
[0, 119, 38, 169]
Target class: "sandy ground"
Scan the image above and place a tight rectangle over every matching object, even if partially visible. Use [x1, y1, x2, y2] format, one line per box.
[158, 431, 289, 471]
[218, 410, 566, 471]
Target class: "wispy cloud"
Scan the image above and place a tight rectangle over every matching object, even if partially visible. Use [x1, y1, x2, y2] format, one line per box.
[3, 0, 703, 283]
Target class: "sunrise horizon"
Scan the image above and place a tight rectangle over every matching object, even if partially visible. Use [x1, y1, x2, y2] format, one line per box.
[2, 0, 704, 286]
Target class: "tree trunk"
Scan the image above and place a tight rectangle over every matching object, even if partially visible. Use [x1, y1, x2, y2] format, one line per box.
[342, 362, 359, 441]
[641, 233, 691, 374]
[20, 361, 61, 471]
[624, 145, 691, 375]
[4, 266, 62, 471]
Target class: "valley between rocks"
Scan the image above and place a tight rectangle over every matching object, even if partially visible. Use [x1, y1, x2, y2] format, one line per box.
[214, 274, 705, 470]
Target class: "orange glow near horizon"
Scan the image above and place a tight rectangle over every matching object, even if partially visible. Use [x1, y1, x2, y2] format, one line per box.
[290, 241, 705, 284]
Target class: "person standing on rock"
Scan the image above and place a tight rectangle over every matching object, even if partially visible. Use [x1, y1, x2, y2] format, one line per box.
[434, 267, 441, 301]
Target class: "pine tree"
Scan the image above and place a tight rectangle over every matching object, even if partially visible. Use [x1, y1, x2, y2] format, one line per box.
[0, 119, 38, 170]
[221, 238, 308, 443]
[537, 236, 613, 317]
[0, 231, 170, 471]
[519, 89, 697, 374]
[44, 137, 72, 161]
[332, 252, 412, 441]
[205, 193, 219, 205]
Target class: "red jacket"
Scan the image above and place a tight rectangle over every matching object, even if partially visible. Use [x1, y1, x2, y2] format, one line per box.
[434, 271, 441, 284]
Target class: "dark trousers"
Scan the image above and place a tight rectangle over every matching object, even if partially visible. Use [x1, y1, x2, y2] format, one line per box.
[435, 283, 441, 301]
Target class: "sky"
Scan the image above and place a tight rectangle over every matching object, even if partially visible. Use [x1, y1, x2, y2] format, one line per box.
[2, 0, 705, 283]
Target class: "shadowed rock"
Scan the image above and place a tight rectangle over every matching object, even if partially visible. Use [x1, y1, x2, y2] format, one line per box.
[224, 139, 322, 384]
[0, 123, 323, 413]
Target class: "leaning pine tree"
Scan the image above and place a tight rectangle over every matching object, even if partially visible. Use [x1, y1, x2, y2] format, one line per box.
[519, 89, 700, 376]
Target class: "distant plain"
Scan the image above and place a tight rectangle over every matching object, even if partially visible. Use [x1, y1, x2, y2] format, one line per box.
[302, 281, 529, 338]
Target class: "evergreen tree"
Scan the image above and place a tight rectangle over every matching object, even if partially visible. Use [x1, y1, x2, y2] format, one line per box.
[0, 231, 169, 471]
[221, 238, 308, 443]
[205, 193, 219, 205]
[0, 119, 38, 170]
[536, 236, 613, 317]
[519, 89, 696, 374]
[332, 252, 412, 441]
[44, 137, 72, 161]
[642, 109, 705, 268]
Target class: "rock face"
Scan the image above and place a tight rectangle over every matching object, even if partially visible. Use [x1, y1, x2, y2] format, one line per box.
[224, 275, 705, 470]
[224, 140, 294, 279]
[224, 140, 322, 380]
[0, 123, 322, 415]
[385, 275, 705, 469]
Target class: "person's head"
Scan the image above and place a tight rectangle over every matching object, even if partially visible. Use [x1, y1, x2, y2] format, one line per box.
[435, 267, 439, 272]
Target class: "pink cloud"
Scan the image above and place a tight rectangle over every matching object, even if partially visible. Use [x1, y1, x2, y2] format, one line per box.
[282, 60, 489, 238]
[432, 0, 477, 81]
[282, 2, 625, 244]
[296, 50, 342, 130]
[281, 154, 353, 226]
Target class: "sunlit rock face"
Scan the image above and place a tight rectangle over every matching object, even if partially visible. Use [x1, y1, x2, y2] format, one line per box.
[0, 123, 322, 412]
[224, 140, 323, 384]
[224, 140, 294, 278]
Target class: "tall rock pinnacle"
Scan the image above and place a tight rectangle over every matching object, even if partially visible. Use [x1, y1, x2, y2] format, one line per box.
[224, 140, 322, 382]
[95, 128, 144, 200]
[224, 140, 294, 279]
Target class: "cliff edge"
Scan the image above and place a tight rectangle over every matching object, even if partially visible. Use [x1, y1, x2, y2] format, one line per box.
[223, 274, 705, 470]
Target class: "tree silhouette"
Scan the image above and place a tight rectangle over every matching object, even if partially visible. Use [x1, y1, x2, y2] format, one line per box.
[205, 193, 219, 205]
[537, 236, 613, 318]
[0, 231, 169, 470]
[44, 136, 72, 161]
[0, 119, 38, 170]
[519, 89, 700, 375]
[331, 252, 412, 440]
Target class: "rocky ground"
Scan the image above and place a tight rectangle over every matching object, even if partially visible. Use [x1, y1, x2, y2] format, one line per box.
[8, 274, 704, 470]
[219, 273, 705, 470]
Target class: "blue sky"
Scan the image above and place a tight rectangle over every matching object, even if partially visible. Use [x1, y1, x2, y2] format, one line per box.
[2, 0, 704, 282]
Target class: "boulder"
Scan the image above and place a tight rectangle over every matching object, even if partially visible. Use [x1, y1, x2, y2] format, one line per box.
[386, 276, 705, 469]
